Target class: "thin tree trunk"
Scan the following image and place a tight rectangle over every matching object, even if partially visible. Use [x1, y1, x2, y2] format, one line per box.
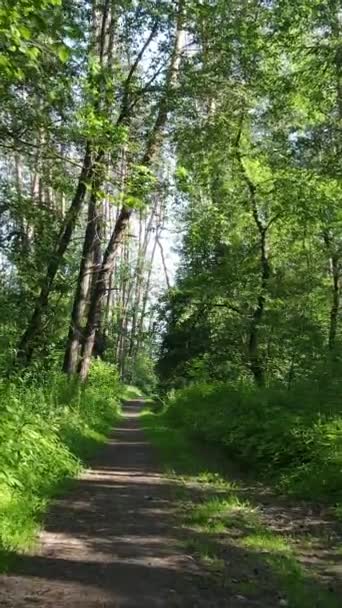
[157, 235, 170, 289]
[325, 10, 342, 351]
[248, 226, 270, 386]
[17, 144, 93, 365]
[134, 232, 158, 363]
[63, 152, 104, 373]
[132, 201, 164, 363]
[117, 236, 130, 375]
[14, 153, 31, 253]
[78, 5, 185, 380]
[236, 125, 271, 386]
[324, 231, 340, 351]
[328, 255, 340, 351]
[128, 210, 144, 357]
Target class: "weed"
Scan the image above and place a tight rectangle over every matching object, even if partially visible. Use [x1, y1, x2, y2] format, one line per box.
[0, 360, 121, 571]
[162, 381, 342, 503]
[143, 407, 341, 608]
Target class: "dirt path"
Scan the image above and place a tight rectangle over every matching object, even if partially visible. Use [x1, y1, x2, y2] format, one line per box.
[0, 401, 230, 608]
[2, 400, 342, 608]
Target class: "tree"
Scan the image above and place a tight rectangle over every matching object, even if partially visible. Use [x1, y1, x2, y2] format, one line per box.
[77, 0, 185, 380]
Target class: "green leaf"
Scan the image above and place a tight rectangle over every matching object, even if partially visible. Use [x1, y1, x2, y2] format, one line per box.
[176, 166, 188, 179]
[18, 25, 31, 40]
[27, 46, 40, 60]
[57, 45, 70, 63]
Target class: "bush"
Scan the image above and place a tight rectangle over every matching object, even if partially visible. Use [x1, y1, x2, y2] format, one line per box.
[164, 380, 342, 502]
[0, 360, 120, 567]
[125, 353, 157, 395]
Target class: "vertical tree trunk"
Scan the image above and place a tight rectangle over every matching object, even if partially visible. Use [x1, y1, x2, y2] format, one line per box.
[78, 4, 185, 380]
[116, 235, 130, 375]
[324, 231, 340, 351]
[134, 231, 158, 364]
[236, 125, 271, 386]
[14, 153, 30, 253]
[248, 226, 270, 386]
[128, 209, 144, 358]
[157, 235, 171, 289]
[328, 255, 340, 351]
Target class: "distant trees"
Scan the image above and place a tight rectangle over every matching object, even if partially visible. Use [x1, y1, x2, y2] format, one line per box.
[1, 0, 341, 388]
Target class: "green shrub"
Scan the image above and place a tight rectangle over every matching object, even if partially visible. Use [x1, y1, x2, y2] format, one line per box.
[125, 352, 157, 395]
[164, 380, 342, 502]
[0, 360, 120, 568]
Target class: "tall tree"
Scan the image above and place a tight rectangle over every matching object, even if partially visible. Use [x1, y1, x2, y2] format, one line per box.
[77, 0, 185, 380]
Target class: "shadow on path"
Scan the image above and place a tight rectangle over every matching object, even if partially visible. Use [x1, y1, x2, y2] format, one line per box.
[0, 401, 230, 607]
[1, 401, 341, 607]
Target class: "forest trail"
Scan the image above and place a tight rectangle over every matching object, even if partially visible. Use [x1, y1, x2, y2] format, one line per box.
[1, 400, 342, 608]
[0, 401, 229, 608]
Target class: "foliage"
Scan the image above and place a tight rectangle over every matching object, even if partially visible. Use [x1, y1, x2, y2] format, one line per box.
[1, 0, 342, 583]
[158, 0, 342, 388]
[120, 384, 144, 400]
[143, 408, 341, 608]
[0, 360, 120, 570]
[161, 377, 342, 503]
[126, 352, 158, 394]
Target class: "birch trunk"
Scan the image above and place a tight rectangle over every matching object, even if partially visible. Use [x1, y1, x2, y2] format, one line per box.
[78, 4, 185, 380]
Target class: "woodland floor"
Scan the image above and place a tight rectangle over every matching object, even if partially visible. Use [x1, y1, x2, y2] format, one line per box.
[0, 400, 342, 607]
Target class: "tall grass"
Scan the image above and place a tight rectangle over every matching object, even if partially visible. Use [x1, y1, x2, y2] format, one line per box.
[0, 360, 121, 569]
[163, 380, 342, 503]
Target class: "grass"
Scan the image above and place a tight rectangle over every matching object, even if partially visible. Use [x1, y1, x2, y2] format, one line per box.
[163, 381, 342, 505]
[0, 361, 121, 572]
[120, 384, 144, 400]
[142, 408, 341, 608]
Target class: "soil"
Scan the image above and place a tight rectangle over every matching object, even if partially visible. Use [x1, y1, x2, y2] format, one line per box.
[0, 400, 341, 607]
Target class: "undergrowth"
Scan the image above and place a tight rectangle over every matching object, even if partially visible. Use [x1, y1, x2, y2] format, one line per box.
[120, 384, 144, 400]
[0, 360, 121, 571]
[162, 380, 342, 505]
[143, 408, 341, 608]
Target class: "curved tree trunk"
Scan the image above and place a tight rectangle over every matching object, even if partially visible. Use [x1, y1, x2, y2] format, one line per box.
[236, 124, 272, 386]
[63, 152, 104, 373]
[17, 144, 93, 365]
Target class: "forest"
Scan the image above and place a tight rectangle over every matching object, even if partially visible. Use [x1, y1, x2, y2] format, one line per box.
[1, 0, 342, 603]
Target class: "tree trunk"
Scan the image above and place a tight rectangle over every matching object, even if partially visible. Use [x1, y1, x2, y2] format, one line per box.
[157, 235, 170, 289]
[63, 151, 104, 373]
[328, 254, 340, 351]
[17, 144, 93, 365]
[248, 227, 270, 386]
[134, 231, 158, 363]
[324, 231, 340, 351]
[79, 206, 132, 379]
[78, 4, 185, 380]
[128, 209, 144, 358]
[236, 124, 271, 386]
